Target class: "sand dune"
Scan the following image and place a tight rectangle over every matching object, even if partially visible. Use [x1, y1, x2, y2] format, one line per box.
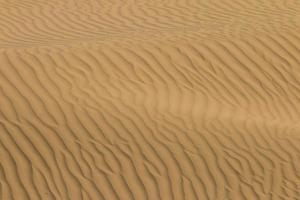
[1, 0, 300, 199]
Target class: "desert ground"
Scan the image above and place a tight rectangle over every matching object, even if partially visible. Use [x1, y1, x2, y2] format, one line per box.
[1, 0, 300, 199]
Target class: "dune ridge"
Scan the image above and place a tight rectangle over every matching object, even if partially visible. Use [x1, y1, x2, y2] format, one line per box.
[1, 0, 300, 199]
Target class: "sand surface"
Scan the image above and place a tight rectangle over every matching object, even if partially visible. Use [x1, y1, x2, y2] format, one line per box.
[1, 0, 300, 199]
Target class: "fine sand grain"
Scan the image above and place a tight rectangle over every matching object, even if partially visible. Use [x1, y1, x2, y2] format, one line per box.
[1, 0, 300, 199]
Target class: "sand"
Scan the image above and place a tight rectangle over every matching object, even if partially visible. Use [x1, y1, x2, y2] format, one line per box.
[1, 0, 300, 199]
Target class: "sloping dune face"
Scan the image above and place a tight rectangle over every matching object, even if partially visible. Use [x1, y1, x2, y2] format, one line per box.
[1, 0, 300, 200]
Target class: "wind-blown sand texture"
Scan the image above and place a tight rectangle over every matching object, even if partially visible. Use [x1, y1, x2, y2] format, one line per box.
[1, 0, 300, 199]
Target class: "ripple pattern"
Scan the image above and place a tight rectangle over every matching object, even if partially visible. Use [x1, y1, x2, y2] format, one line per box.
[1, 0, 300, 199]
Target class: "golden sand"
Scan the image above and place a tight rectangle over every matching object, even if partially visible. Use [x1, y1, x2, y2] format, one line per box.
[1, 0, 300, 199]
